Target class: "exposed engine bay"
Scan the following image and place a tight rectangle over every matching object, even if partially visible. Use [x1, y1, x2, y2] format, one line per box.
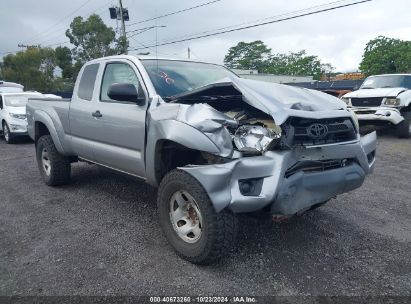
[167, 81, 357, 155]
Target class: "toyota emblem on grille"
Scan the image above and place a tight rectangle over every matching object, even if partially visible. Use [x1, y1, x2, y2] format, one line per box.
[307, 123, 329, 139]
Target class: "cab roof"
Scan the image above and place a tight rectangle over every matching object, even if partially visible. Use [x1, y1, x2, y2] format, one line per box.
[369, 74, 411, 77]
[87, 54, 214, 66]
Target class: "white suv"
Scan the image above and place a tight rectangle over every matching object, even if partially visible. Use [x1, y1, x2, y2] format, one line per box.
[342, 74, 411, 138]
[0, 92, 44, 143]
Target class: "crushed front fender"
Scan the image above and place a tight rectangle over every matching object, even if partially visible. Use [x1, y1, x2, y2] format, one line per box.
[180, 131, 377, 215]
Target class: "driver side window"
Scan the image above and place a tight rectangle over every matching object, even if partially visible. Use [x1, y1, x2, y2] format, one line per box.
[0, 96, 3, 109]
[100, 63, 140, 102]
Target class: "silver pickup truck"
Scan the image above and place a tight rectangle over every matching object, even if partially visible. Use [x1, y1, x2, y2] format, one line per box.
[27, 55, 377, 264]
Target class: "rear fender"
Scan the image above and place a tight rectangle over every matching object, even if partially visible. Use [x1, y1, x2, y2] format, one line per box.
[33, 111, 65, 154]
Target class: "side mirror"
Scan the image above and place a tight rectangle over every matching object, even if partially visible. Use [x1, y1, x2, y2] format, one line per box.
[107, 83, 145, 105]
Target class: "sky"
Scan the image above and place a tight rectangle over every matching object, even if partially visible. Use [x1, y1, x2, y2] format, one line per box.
[0, 0, 410, 73]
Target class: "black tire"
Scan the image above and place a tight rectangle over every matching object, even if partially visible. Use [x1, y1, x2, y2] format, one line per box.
[36, 135, 71, 186]
[2, 122, 15, 144]
[157, 169, 238, 264]
[396, 119, 410, 139]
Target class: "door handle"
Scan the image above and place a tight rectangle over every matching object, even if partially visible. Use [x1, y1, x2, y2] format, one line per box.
[92, 110, 103, 118]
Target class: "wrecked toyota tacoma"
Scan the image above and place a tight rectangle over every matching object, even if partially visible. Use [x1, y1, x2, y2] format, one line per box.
[27, 55, 377, 264]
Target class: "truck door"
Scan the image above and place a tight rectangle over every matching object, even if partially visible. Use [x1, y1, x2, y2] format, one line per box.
[91, 60, 148, 178]
[69, 63, 100, 161]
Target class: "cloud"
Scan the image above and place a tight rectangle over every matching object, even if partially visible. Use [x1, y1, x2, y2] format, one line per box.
[1, 0, 410, 72]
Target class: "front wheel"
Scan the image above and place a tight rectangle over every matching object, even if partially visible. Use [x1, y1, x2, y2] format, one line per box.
[36, 135, 71, 186]
[396, 119, 410, 139]
[2, 122, 14, 144]
[157, 169, 238, 264]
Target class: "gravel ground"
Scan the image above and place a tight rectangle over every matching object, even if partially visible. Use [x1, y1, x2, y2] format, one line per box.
[0, 132, 410, 297]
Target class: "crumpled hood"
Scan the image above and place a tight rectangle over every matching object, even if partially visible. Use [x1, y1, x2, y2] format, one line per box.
[171, 77, 348, 125]
[344, 87, 407, 98]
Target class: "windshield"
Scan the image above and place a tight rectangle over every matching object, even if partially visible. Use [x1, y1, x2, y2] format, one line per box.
[140, 60, 237, 98]
[4, 95, 38, 107]
[360, 75, 411, 89]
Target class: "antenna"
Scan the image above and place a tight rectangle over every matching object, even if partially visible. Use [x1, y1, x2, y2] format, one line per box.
[155, 9, 159, 73]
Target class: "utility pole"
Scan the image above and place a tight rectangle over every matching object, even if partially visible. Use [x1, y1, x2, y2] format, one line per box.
[118, 0, 127, 54]
[188, 47, 191, 59]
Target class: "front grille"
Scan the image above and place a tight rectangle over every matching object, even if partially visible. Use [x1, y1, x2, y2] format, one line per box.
[282, 117, 357, 147]
[354, 109, 376, 115]
[351, 97, 383, 107]
[285, 159, 349, 178]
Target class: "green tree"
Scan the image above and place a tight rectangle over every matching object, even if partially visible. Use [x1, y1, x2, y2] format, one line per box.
[267, 50, 330, 80]
[359, 36, 411, 76]
[224, 41, 272, 71]
[65, 14, 128, 81]
[224, 41, 333, 80]
[55, 46, 73, 79]
[0, 47, 57, 91]
[66, 14, 125, 63]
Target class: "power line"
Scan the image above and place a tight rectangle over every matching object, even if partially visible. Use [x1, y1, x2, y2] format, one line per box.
[43, 41, 71, 48]
[30, 0, 111, 44]
[128, 0, 223, 27]
[0, 41, 71, 56]
[153, 0, 349, 46]
[25, 0, 96, 44]
[129, 0, 372, 52]
[127, 26, 164, 34]
[128, 35, 180, 57]
[2, 0, 115, 56]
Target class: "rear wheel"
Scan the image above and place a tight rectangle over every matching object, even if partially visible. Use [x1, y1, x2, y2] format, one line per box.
[36, 135, 71, 186]
[2, 122, 14, 144]
[157, 169, 238, 264]
[396, 119, 410, 139]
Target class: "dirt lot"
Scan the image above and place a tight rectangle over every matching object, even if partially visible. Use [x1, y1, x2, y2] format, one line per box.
[0, 132, 410, 296]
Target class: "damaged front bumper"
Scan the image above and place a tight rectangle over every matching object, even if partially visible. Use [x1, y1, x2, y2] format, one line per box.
[353, 107, 404, 125]
[180, 132, 377, 216]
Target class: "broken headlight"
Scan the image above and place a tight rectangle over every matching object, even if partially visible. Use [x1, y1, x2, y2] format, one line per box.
[234, 125, 281, 153]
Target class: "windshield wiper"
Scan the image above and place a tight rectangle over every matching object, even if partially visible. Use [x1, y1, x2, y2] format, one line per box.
[162, 96, 174, 102]
[167, 94, 241, 103]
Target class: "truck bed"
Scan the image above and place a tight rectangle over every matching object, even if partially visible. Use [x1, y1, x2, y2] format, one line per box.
[26, 98, 72, 151]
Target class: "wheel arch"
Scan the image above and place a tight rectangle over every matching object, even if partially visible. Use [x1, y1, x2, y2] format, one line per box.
[145, 119, 226, 186]
[33, 111, 65, 154]
[153, 139, 207, 186]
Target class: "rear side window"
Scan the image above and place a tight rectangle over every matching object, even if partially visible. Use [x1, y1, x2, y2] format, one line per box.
[78, 63, 99, 101]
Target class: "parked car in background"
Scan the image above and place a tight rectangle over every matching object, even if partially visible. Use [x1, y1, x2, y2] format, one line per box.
[0, 92, 60, 144]
[27, 55, 376, 264]
[342, 74, 411, 138]
[0, 81, 24, 93]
